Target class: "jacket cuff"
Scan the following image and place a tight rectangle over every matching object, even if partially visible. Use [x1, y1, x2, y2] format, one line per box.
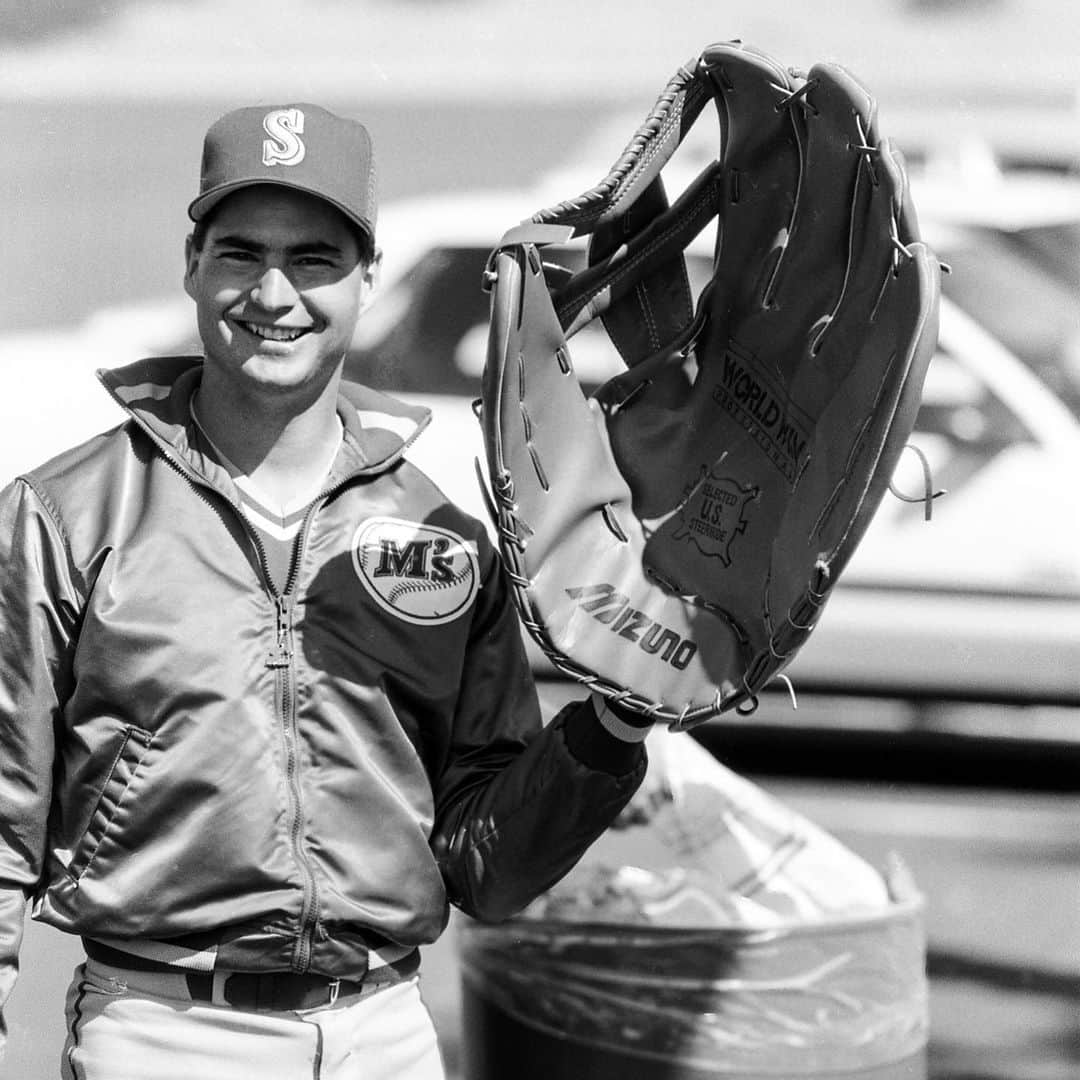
[590, 692, 653, 742]
[559, 696, 647, 776]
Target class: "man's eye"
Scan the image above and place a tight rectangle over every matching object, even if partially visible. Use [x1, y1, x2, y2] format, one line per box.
[218, 249, 256, 262]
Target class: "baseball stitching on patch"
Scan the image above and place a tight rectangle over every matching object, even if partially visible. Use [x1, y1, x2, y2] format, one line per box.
[386, 561, 475, 605]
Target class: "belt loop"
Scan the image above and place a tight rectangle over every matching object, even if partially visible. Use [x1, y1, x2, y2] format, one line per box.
[211, 969, 230, 1006]
[328, 978, 341, 1006]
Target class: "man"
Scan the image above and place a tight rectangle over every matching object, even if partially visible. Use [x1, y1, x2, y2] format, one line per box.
[0, 104, 650, 1079]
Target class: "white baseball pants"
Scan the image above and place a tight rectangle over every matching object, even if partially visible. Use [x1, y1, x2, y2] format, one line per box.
[61, 958, 447, 1080]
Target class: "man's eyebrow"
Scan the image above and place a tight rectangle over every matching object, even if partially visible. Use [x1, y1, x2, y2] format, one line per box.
[289, 240, 348, 256]
[209, 234, 261, 252]
[209, 234, 347, 256]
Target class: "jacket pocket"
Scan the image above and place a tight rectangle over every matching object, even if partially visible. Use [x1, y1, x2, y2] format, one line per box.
[67, 724, 155, 883]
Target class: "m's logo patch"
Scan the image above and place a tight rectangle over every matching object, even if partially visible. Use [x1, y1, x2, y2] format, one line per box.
[262, 108, 306, 167]
[352, 517, 479, 625]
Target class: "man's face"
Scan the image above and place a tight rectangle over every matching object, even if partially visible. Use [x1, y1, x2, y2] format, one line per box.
[184, 185, 379, 401]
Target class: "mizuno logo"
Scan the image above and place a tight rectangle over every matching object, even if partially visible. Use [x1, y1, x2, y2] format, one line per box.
[565, 584, 697, 670]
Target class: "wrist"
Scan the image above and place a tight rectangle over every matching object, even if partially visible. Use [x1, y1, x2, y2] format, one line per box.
[590, 692, 652, 743]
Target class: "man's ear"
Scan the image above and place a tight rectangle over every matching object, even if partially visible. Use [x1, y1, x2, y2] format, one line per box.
[359, 247, 383, 314]
[183, 234, 198, 300]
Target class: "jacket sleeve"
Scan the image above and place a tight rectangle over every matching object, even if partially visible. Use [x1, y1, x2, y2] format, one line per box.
[0, 479, 82, 1045]
[430, 548, 646, 923]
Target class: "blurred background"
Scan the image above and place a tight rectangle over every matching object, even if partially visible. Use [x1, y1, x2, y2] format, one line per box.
[2, 1, 1079, 1077]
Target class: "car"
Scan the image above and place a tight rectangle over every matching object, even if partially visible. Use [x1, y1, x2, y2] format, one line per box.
[341, 179, 1080, 708]
[910, 146, 1080, 415]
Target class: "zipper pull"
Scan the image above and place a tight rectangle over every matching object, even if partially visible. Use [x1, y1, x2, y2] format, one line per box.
[266, 594, 294, 668]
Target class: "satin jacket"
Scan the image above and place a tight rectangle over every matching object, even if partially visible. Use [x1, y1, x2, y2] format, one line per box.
[0, 355, 643, 1027]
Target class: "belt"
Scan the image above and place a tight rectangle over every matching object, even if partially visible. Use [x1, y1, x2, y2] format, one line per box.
[83, 938, 420, 1012]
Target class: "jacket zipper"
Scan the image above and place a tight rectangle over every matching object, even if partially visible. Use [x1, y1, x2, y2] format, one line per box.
[258, 515, 323, 974]
[252, 483, 355, 972]
[138, 430, 355, 973]
[264, 589, 321, 971]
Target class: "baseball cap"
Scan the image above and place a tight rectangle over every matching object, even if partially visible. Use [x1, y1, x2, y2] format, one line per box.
[188, 103, 377, 244]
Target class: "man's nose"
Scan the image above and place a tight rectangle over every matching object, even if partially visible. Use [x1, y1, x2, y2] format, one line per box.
[251, 266, 299, 310]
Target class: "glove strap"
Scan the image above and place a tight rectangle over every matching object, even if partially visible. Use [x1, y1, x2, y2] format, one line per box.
[494, 223, 576, 249]
[529, 60, 712, 236]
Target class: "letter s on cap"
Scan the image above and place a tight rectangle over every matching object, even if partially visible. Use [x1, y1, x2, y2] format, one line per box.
[262, 108, 306, 167]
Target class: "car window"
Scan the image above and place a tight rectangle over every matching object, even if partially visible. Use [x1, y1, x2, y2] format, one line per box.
[1009, 222, 1080, 290]
[916, 344, 1032, 450]
[348, 246, 491, 395]
[936, 224, 1080, 409]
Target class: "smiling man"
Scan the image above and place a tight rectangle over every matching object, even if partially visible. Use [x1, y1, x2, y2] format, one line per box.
[0, 104, 650, 1079]
[185, 184, 380, 511]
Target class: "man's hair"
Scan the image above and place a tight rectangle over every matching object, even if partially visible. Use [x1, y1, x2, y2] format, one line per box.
[188, 198, 376, 267]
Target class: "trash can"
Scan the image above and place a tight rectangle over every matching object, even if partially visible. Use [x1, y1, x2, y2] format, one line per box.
[459, 898, 927, 1079]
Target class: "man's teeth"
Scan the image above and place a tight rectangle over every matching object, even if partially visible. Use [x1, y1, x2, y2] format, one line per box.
[242, 323, 307, 341]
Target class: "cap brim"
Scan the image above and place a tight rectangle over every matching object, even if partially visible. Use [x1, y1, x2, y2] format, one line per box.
[187, 178, 375, 245]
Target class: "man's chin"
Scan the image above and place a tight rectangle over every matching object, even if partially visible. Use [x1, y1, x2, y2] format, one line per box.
[236, 350, 344, 396]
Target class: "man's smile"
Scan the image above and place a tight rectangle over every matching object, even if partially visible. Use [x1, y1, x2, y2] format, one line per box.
[233, 319, 312, 343]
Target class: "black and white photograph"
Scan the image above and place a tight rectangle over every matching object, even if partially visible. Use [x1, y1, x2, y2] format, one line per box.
[1, 2, 1077, 1077]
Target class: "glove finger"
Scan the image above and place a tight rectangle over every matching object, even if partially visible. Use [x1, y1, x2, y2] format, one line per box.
[884, 139, 925, 249]
[487, 245, 635, 562]
[703, 44, 804, 337]
[760, 63, 878, 378]
[768, 136, 940, 608]
[798, 125, 934, 402]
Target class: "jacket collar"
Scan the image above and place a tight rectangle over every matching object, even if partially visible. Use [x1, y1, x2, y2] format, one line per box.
[96, 355, 432, 482]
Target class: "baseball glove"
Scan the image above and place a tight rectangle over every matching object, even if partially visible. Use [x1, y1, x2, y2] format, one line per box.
[480, 41, 941, 728]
